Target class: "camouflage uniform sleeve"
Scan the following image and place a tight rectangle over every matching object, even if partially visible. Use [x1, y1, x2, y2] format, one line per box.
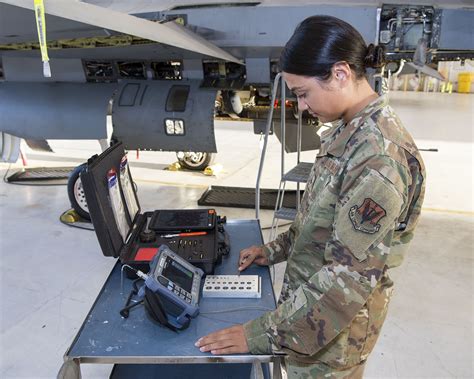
[262, 225, 297, 265]
[244, 156, 408, 357]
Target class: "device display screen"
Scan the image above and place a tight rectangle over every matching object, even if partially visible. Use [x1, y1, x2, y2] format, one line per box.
[150, 209, 214, 230]
[162, 256, 194, 293]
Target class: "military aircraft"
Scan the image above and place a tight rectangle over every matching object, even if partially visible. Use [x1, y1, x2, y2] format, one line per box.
[0, 0, 472, 159]
[0, 1, 472, 215]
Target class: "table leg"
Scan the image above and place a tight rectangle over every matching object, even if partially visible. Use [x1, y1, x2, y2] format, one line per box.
[250, 360, 264, 379]
[273, 356, 288, 379]
[57, 358, 82, 379]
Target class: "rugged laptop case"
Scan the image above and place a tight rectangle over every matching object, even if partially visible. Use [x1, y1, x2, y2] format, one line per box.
[80, 141, 220, 274]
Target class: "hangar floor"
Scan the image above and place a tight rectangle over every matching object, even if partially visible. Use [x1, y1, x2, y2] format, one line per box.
[0, 91, 472, 379]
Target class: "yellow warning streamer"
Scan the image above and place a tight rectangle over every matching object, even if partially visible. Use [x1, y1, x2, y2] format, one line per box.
[34, 0, 51, 77]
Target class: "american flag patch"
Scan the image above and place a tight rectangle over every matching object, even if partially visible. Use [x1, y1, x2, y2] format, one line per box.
[324, 158, 340, 175]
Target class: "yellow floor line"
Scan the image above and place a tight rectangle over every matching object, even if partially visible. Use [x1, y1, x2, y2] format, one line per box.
[423, 207, 474, 216]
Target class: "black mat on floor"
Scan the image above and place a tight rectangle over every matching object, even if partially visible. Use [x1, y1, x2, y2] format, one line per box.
[6, 167, 74, 183]
[198, 185, 304, 210]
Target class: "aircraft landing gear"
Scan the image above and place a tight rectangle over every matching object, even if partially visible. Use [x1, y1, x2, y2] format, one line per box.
[67, 163, 90, 220]
[176, 152, 214, 171]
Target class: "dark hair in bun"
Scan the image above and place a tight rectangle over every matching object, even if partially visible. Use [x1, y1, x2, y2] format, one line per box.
[280, 15, 385, 80]
[364, 43, 386, 69]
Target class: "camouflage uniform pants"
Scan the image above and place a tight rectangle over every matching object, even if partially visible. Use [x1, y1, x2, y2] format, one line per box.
[281, 274, 393, 379]
[284, 360, 366, 379]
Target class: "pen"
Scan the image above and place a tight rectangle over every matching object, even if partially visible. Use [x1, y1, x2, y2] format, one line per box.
[161, 231, 207, 238]
[125, 224, 137, 244]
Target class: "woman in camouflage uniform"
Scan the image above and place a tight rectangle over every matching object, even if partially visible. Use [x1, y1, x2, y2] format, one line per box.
[196, 15, 425, 379]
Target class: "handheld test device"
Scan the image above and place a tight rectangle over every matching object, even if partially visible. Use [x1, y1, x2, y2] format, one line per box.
[140, 245, 204, 330]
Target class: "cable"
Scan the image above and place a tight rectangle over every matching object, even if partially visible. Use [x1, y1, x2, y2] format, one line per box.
[121, 264, 138, 295]
[119, 276, 146, 318]
[403, 23, 417, 37]
[120, 264, 148, 296]
[200, 306, 274, 315]
[198, 314, 240, 325]
[261, 221, 292, 231]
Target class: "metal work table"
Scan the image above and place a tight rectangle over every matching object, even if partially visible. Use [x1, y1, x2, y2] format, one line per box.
[62, 219, 283, 378]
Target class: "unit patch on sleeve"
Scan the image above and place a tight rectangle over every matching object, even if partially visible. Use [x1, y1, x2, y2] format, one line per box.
[349, 198, 387, 234]
[335, 168, 404, 261]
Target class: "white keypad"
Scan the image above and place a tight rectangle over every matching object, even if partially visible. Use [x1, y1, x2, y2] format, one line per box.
[202, 275, 261, 298]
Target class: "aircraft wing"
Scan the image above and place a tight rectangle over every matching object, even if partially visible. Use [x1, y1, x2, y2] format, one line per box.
[0, 0, 242, 64]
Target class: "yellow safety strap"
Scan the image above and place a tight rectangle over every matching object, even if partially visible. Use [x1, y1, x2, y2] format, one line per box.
[34, 0, 51, 77]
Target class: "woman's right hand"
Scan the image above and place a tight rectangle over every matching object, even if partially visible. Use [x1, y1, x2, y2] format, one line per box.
[238, 245, 269, 272]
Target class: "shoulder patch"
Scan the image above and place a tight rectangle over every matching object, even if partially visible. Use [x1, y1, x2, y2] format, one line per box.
[349, 198, 386, 234]
[335, 168, 403, 261]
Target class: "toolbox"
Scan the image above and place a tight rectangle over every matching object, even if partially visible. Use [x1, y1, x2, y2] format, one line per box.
[80, 141, 225, 275]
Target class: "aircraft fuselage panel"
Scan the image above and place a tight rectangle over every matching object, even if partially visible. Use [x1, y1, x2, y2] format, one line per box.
[112, 80, 217, 152]
[0, 82, 114, 140]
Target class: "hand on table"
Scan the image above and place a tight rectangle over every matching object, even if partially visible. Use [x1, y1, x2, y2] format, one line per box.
[238, 245, 269, 272]
[194, 245, 267, 355]
[195, 325, 249, 355]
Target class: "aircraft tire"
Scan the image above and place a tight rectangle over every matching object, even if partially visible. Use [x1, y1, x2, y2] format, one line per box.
[67, 163, 90, 220]
[176, 152, 214, 171]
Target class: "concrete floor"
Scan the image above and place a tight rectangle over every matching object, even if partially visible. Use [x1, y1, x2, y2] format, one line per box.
[0, 91, 472, 378]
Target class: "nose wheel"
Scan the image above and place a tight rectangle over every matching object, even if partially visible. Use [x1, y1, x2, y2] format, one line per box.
[67, 163, 90, 220]
[176, 152, 214, 171]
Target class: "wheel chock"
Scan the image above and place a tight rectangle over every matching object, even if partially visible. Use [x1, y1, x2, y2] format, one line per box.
[204, 164, 223, 176]
[167, 162, 182, 171]
[60, 209, 81, 224]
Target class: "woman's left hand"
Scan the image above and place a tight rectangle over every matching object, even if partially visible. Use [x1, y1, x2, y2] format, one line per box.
[195, 325, 249, 355]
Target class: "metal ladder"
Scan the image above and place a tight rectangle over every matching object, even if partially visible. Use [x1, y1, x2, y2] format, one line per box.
[255, 73, 312, 239]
